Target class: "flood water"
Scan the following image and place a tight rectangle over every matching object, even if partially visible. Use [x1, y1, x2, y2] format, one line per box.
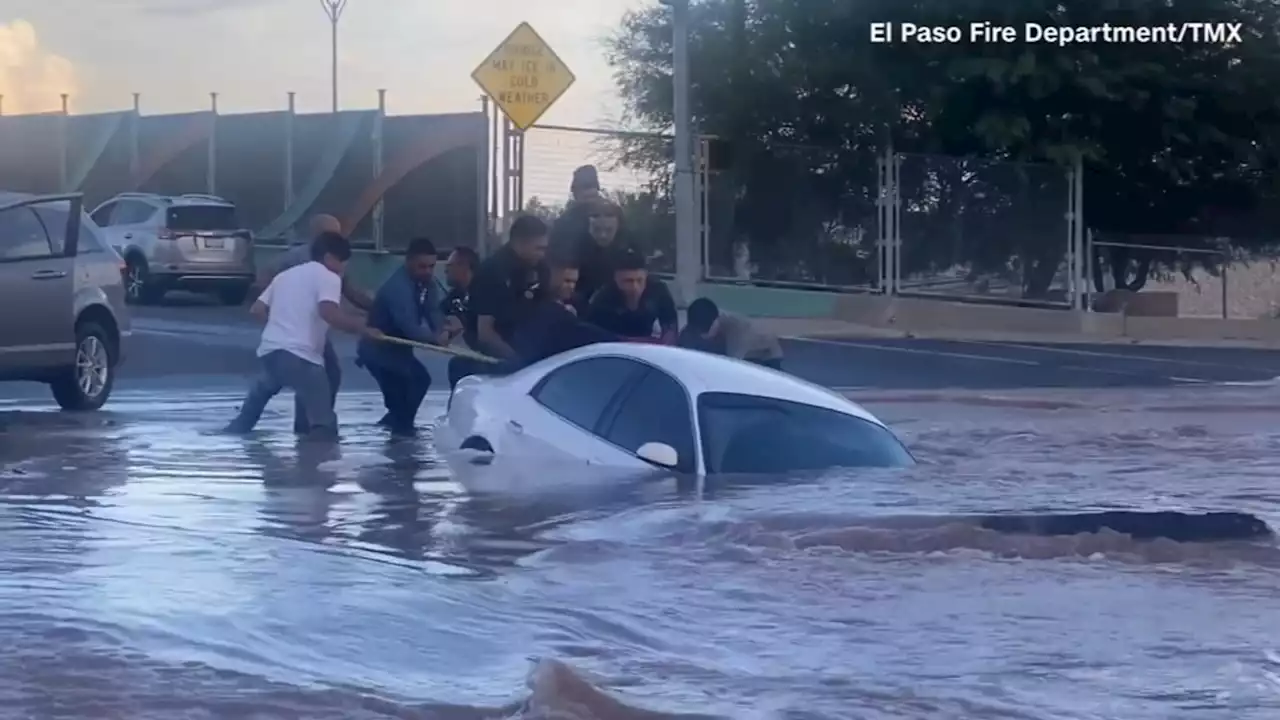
[1, 387, 1279, 719]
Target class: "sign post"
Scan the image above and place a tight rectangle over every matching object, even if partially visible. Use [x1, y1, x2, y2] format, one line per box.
[471, 22, 576, 131]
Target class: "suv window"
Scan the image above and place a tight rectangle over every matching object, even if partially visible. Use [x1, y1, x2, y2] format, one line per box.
[531, 357, 646, 433]
[600, 369, 695, 471]
[114, 200, 155, 225]
[31, 204, 71, 256]
[166, 204, 238, 231]
[0, 206, 55, 261]
[89, 201, 117, 226]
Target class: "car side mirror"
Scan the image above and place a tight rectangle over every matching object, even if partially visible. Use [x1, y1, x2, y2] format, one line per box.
[636, 442, 678, 469]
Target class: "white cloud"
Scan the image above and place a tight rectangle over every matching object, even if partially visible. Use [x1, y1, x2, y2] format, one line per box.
[0, 19, 77, 114]
[0, 0, 653, 124]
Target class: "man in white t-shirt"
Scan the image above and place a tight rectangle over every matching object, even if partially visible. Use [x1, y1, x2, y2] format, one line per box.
[224, 232, 383, 438]
[258, 213, 374, 433]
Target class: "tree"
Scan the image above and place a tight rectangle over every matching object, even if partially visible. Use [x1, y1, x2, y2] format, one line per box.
[607, 0, 1280, 296]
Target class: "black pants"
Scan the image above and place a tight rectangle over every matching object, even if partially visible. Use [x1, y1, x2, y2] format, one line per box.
[366, 358, 431, 432]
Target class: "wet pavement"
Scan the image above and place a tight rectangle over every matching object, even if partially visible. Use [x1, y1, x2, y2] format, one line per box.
[1, 301, 1279, 718]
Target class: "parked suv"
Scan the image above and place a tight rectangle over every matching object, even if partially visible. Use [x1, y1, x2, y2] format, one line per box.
[89, 192, 255, 305]
[0, 192, 130, 410]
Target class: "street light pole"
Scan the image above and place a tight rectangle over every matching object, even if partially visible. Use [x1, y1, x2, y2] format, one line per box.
[320, 0, 348, 113]
[662, 0, 698, 306]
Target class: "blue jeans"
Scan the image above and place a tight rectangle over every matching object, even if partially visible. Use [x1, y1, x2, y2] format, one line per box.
[293, 341, 340, 433]
[227, 350, 337, 437]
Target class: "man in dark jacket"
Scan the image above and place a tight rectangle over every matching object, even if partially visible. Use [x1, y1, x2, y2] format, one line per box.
[548, 164, 601, 259]
[586, 249, 679, 343]
[569, 198, 636, 307]
[356, 237, 454, 435]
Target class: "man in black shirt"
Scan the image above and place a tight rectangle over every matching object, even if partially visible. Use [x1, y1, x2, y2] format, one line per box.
[467, 214, 550, 359]
[586, 249, 679, 343]
[442, 246, 479, 345]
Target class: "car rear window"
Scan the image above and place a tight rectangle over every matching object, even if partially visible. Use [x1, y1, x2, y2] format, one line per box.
[697, 392, 914, 474]
[166, 205, 239, 231]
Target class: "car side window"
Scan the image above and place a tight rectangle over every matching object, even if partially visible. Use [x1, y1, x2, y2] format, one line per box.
[114, 201, 155, 225]
[77, 216, 111, 255]
[531, 357, 646, 433]
[0, 206, 55, 262]
[600, 369, 696, 472]
[89, 201, 117, 226]
[31, 204, 70, 256]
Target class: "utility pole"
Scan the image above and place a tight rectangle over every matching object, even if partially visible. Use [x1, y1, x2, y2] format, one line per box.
[661, 0, 698, 306]
[319, 0, 348, 113]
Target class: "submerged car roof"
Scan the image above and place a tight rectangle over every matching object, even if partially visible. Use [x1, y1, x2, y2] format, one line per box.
[546, 342, 879, 423]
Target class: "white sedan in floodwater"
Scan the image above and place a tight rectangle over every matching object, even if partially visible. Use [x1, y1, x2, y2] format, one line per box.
[434, 343, 913, 491]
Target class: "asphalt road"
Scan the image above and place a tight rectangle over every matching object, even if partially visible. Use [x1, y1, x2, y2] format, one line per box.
[4, 294, 1278, 405]
[124, 294, 1280, 390]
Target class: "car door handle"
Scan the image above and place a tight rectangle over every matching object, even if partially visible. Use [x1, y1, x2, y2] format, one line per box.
[30, 269, 66, 280]
[507, 420, 523, 434]
[123, 233, 133, 239]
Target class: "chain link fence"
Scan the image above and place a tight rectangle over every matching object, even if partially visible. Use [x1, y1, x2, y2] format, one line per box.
[519, 124, 676, 273]
[1087, 233, 1280, 318]
[897, 153, 1071, 305]
[702, 140, 881, 289]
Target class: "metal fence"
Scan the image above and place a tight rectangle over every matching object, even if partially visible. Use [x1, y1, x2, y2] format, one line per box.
[691, 140, 1083, 305]
[1085, 233, 1280, 319]
[896, 153, 1073, 306]
[701, 140, 882, 290]
[0, 91, 488, 252]
[503, 123, 676, 273]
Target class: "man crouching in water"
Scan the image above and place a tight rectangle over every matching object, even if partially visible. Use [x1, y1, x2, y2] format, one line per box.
[224, 232, 382, 439]
[356, 237, 456, 436]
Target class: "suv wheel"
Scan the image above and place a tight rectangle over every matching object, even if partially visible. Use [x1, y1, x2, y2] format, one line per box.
[50, 321, 116, 411]
[124, 256, 163, 305]
[217, 283, 251, 306]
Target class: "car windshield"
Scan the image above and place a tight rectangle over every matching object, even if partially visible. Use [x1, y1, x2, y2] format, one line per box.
[697, 392, 914, 475]
[166, 205, 239, 231]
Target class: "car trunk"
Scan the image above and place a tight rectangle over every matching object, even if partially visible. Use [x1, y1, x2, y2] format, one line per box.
[165, 205, 251, 263]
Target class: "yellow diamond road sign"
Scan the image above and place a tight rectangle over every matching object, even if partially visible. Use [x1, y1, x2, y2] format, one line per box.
[471, 22, 576, 131]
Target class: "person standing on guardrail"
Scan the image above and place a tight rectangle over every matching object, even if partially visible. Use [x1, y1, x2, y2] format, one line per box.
[355, 237, 456, 436]
[549, 165, 600, 259]
[569, 198, 639, 308]
[223, 232, 383, 439]
[258, 213, 374, 434]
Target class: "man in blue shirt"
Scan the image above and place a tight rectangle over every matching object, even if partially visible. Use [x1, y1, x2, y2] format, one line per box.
[356, 237, 455, 435]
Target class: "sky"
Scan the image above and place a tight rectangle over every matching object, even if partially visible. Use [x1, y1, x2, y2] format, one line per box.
[0, 0, 646, 123]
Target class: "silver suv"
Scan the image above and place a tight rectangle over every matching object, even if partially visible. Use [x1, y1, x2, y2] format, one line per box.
[89, 192, 255, 305]
[0, 192, 131, 410]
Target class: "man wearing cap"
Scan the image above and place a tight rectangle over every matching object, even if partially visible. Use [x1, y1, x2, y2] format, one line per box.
[549, 164, 601, 261]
